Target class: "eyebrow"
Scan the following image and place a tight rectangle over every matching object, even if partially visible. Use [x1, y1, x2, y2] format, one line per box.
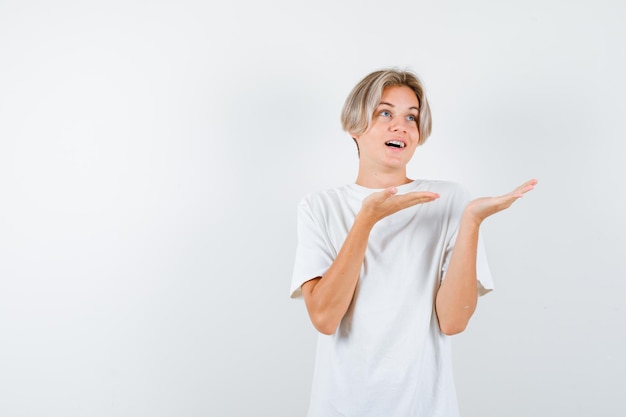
[378, 101, 419, 111]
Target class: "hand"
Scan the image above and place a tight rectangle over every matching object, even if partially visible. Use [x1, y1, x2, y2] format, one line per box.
[359, 186, 440, 226]
[464, 179, 538, 225]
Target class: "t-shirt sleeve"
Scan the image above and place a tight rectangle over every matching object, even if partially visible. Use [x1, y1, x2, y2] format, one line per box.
[290, 198, 335, 299]
[475, 234, 493, 295]
[442, 231, 494, 296]
[440, 185, 494, 296]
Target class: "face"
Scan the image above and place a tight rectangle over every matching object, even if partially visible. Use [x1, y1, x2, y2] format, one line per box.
[352, 85, 420, 172]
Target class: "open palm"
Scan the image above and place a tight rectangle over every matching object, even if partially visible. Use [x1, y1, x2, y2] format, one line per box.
[465, 179, 538, 223]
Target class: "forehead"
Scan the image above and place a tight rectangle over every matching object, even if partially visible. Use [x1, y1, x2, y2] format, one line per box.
[379, 85, 419, 107]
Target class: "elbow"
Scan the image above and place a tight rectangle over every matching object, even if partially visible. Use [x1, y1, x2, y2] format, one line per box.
[315, 324, 337, 336]
[309, 312, 340, 336]
[439, 320, 468, 336]
[435, 296, 476, 336]
[312, 319, 339, 336]
[437, 310, 471, 335]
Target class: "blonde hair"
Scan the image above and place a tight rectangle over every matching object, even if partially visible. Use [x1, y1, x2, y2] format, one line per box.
[341, 68, 432, 146]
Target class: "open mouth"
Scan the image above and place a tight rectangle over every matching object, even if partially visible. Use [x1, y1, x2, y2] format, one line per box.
[385, 140, 406, 148]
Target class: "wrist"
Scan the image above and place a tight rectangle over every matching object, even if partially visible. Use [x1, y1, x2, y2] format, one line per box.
[461, 210, 483, 228]
[354, 211, 377, 230]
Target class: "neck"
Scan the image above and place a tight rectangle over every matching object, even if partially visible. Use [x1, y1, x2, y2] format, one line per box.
[355, 169, 412, 189]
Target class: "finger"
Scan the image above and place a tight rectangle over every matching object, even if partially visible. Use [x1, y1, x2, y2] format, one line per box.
[417, 193, 440, 203]
[510, 178, 538, 198]
[398, 192, 440, 204]
[394, 192, 440, 208]
[385, 186, 398, 197]
[519, 178, 538, 192]
[403, 191, 440, 200]
[368, 187, 398, 204]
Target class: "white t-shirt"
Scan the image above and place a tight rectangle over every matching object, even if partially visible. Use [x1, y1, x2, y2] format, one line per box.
[290, 179, 493, 417]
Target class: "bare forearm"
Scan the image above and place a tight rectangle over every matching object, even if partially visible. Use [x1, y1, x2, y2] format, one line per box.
[302, 187, 440, 335]
[303, 214, 374, 335]
[435, 213, 481, 335]
[435, 179, 538, 335]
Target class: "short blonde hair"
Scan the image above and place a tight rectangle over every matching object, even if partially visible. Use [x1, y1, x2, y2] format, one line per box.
[341, 68, 432, 145]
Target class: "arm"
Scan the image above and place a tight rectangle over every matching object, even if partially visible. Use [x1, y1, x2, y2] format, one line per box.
[302, 187, 440, 335]
[435, 179, 537, 336]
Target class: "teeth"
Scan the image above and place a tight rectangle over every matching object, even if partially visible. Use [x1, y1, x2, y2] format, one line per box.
[385, 140, 405, 148]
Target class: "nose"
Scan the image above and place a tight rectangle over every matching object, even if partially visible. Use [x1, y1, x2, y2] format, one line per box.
[390, 120, 407, 133]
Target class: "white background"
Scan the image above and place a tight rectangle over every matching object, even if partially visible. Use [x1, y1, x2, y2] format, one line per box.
[1, 0, 625, 416]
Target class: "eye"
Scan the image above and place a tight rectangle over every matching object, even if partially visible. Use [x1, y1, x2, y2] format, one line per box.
[407, 114, 418, 122]
[379, 110, 392, 118]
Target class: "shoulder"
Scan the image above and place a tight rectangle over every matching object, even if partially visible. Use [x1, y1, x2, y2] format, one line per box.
[298, 184, 353, 207]
[296, 184, 355, 216]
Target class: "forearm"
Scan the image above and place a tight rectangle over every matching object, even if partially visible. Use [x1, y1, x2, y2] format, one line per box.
[435, 212, 481, 335]
[302, 187, 441, 335]
[303, 214, 374, 335]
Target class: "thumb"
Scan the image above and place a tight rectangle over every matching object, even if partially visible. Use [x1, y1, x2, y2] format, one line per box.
[385, 186, 398, 197]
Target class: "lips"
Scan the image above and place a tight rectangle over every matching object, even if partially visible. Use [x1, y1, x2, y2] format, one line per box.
[385, 140, 406, 148]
